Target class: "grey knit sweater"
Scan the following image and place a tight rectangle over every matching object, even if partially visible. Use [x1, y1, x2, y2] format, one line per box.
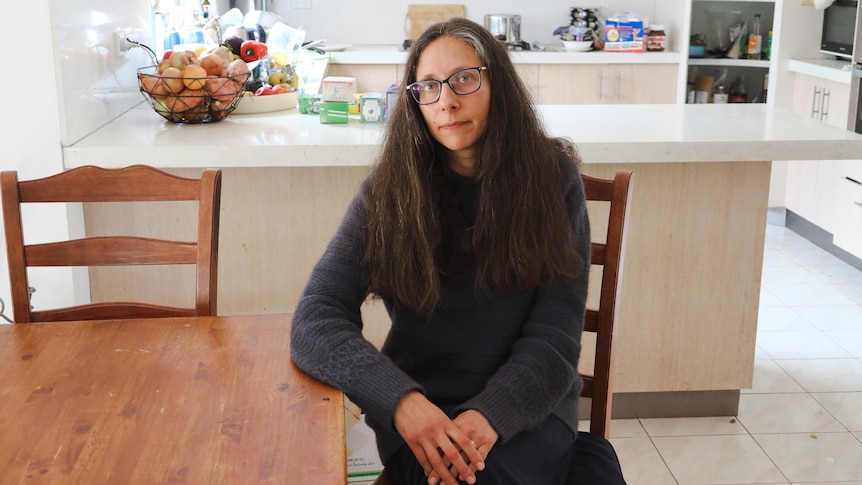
[290, 158, 590, 463]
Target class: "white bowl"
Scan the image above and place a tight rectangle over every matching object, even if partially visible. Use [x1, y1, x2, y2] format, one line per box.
[562, 40, 594, 52]
[232, 91, 299, 115]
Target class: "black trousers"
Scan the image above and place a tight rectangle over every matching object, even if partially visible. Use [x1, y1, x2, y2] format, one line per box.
[385, 417, 626, 485]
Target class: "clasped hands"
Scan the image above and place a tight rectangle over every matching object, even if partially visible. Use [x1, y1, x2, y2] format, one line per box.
[394, 391, 499, 485]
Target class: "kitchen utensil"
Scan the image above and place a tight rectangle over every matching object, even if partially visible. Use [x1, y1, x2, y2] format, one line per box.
[405, 4, 466, 41]
[484, 14, 521, 43]
[562, 40, 594, 51]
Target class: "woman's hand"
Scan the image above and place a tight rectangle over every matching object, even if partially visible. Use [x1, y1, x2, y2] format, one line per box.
[427, 409, 499, 484]
[393, 391, 485, 485]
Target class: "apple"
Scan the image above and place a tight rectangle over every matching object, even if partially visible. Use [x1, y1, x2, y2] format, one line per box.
[205, 76, 240, 102]
[268, 71, 288, 87]
[169, 50, 195, 70]
[182, 64, 208, 90]
[157, 59, 171, 74]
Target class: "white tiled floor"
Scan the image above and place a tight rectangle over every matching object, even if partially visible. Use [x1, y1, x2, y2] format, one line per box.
[354, 224, 862, 484]
[609, 224, 862, 484]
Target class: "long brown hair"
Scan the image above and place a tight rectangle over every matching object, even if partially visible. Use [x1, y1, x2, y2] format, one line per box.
[362, 17, 583, 316]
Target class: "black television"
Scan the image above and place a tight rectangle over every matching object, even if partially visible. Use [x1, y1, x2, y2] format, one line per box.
[821, 0, 858, 60]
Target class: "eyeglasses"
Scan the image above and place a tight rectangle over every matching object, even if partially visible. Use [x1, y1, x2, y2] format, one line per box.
[406, 67, 488, 105]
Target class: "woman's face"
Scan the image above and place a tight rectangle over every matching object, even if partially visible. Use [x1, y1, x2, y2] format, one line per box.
[414, 36, 490, 177]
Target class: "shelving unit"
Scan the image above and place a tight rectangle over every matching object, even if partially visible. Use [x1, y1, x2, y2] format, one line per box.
[686, 0, 777, 103]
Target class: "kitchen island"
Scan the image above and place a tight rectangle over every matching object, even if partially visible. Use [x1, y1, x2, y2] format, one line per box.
[64, 104, 862, 417]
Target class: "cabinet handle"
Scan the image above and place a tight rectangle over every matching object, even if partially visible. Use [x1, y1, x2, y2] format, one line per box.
[821, 88, 830, 122]
[811, 86, 821, 119]
[846, 176, 862, 186]
[615, 72, 621, 102]
[597, 71, 604, 100]
[855, 202, 862, 208]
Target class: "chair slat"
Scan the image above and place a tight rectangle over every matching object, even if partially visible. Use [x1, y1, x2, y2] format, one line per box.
[25, 237, 197, 266]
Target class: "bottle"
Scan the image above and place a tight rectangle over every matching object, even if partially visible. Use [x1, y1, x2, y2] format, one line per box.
[713, 85, 728, 104]
[748, 14, 762, 60]
[201, 0, 211, 19]
[765, 30, 773, 60]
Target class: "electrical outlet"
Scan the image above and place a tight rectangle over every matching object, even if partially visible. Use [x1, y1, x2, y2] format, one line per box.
[113, 31, 131, 54]
[291, 0, 311, 8]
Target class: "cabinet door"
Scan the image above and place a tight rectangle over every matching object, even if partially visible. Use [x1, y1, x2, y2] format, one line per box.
[537, 64, 677, 104]
[792, 73, 851, 128]
[833, 170, 862, 258]
[610, 64, 678, 104]
[537, 64, 605, 104]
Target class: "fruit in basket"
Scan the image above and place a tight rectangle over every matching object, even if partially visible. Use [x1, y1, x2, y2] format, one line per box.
[161, 67, 185, 94]
[199, 53, 227, 77]
[182, 65, 208, 90]
[140, 74, 169, 97]
[205, 76, 241, 102]
[169, 50, 196, 70]
[268, 70, 288, 87]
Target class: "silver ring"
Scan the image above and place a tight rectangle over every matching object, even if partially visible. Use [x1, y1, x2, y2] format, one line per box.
[470, 440, 478, 449]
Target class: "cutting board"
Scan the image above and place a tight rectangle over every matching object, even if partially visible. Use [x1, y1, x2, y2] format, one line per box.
[406, 4, 467, 40]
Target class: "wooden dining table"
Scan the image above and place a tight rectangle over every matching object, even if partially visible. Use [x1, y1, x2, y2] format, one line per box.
[0, 313, 346, 484]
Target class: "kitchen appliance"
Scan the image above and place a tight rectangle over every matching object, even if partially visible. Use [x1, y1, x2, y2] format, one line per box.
[821, 0, 858, 60]
[845, 0, 862, 133]
[484, 14, 530, 50]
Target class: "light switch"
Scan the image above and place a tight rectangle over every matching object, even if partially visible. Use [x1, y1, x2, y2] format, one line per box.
[291, 0, 311, 8]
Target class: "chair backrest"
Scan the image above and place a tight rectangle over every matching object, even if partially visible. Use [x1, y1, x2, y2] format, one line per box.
[1, 165, 222, 323]
[579, 170, 633, 439]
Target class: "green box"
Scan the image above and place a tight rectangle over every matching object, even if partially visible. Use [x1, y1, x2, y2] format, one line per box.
[299, 93, 322, 114]
[319, 101, 349, 124]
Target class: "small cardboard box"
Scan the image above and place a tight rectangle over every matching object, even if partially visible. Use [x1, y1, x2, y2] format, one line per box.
[321, 76, 358, 102]
[360, 93, 385, 123]
[605, 15, 645, 52]
[319, 101, 349, 124]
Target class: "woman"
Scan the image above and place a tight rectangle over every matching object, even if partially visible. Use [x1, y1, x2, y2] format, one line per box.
[291, 17, 602, 485]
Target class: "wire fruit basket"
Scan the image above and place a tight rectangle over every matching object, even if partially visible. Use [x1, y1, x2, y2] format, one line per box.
[137, 66, 250, 123]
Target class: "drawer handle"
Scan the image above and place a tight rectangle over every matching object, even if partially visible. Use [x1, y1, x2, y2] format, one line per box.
[855, 201, 862, 208]
[846, 176, 862, 186]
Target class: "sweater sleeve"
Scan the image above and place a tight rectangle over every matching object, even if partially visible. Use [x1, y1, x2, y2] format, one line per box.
[290, 187, 423, 430]
[455, 161, 591, 441]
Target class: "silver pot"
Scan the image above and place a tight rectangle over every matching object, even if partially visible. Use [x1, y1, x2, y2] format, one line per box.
[484, 14, 521, 43]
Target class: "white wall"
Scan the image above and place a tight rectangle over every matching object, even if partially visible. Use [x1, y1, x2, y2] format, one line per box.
[0, 0, 153, 321]
[269, 0, 676, 47]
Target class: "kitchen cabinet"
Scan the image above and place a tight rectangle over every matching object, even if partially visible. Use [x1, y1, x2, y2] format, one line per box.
[784, 71, 851, 235]
[686, 0, 777, 104]
[833, 161, 862, 259]
[536, 64, 678, 104]
[326, 61, 678, 105]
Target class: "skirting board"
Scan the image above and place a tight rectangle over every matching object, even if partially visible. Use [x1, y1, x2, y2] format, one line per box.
[785, 210, 862, 272]
[580, 390, 741, 420]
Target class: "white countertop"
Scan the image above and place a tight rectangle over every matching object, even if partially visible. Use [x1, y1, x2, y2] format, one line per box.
[788, 58, 855, 84]
[63, 103, 862, 169]
[327, 44, 682, 65]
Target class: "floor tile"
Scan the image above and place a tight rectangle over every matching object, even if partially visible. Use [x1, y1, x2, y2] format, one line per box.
[807, 264, 862, 285]
[652, 434, 785, 484]
[611, 437, 677, 485]
[753, 432, 862, 482]
[834, 285, 862, 305]
[761, 265, 822, 288]
[756, 331, 852, 359]
[782, 247, 849, 268]
[640, 416, 747, 437]
[742, 360, 806, 394]
[776, 359, 862, 393]
[824, 330, 862, 358]
[767, 282, 857, 307]
[736, 394, 844, 434]
[811, 392, 862, 432]
[759, 288, 784, 308]
[792, 305, 862, 331]
[756, 306, 814, 332]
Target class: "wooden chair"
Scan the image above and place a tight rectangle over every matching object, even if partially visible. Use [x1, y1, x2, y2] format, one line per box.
[1, 165, 222, 323]
[579, 169, 633, 439]
[371, 170, 633, 484]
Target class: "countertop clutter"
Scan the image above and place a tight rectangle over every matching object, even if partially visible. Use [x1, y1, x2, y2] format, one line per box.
[64, 103, 862, 169]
